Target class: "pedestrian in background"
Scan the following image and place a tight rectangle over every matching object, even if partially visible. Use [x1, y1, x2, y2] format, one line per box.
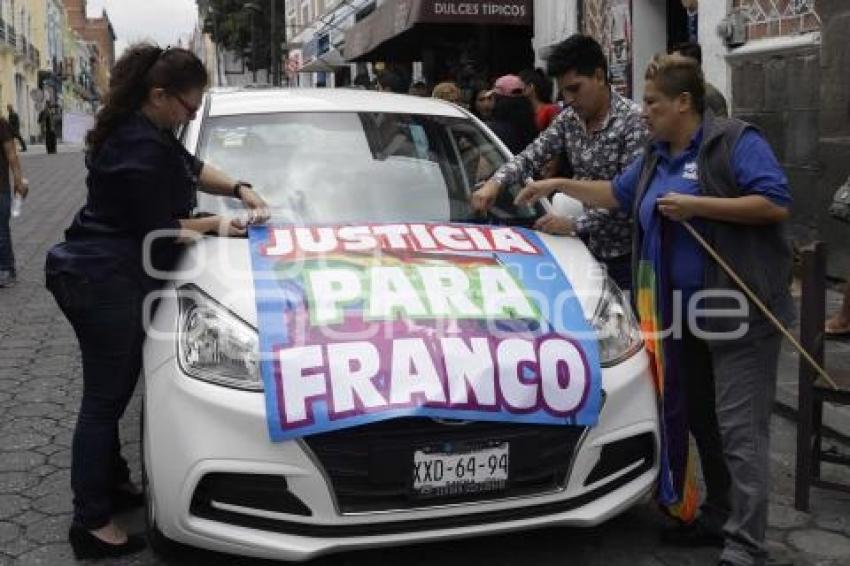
[6, 104, 26, 152]
[470, 82, 494, 121]
[515, 53, 792, 566]
[45, 44, 269, 560]
[376, 67, 410, 94]
[670, 41, 728, 117]
[408, 81, 428, 97]
[472, 34, 648, 291]
[484, 74, 537, 155]
[39, 102, 58, 154]
[824, 184, 850, 335]
[0, 114, 27, 288]
[432, 81, 461, 104]
[519, 68, 561, 131]
[683, 0, 700, 43]
[352, 72, 372, 90]
[825, 278, 850, 336]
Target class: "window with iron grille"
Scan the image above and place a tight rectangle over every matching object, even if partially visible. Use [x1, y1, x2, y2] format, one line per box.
[732, 0, 821, 40]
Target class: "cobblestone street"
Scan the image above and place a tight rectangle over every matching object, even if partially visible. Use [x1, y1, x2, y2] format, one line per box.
[0, 148, 848, 566]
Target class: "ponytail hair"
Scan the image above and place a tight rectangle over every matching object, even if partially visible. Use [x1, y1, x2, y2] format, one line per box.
[86, 43, 208, 155]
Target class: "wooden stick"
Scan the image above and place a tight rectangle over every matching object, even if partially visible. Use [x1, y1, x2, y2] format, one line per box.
[681, 220, 839, 391]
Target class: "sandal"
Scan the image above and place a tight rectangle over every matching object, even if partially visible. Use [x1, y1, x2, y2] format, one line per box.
[825, 318, 850, 338]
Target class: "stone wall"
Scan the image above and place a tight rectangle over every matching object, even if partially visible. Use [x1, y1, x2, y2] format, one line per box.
[729, 0, 850, 275]
[815, 1, 850, 273]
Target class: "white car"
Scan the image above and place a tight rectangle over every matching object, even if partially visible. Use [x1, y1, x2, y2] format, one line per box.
[141, 87, 659, 561]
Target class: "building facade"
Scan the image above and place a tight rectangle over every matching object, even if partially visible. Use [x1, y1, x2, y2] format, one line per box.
[42, 0, 67, 109]
[534, 1, 730, 105]
[61, 25, 95, 113]
[291, 1, 729, 102]
[722, 0, 850, 272]
[63, 0, 113, 66]
[0, 0, 116, 143]
[289, 0, 373, 88]
[64, 0, 113, 104]
[0, 0, 45, 142]
[341, 0, 535, 94]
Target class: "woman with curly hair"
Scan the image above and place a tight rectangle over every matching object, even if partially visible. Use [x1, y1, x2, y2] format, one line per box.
[45, 44, 269, 559]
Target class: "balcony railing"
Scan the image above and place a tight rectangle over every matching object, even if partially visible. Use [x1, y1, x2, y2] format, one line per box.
[3, 32, 40, 66]
[0, 18, 6, 44]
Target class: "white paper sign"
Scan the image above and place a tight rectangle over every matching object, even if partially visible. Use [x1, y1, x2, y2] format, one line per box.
[61, 111, 94, 145]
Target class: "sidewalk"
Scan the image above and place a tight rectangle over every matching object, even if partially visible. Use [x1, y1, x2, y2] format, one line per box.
[15, 142, 84, 156]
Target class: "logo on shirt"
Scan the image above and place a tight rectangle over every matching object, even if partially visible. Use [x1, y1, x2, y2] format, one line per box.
[683, 162, 698, 181]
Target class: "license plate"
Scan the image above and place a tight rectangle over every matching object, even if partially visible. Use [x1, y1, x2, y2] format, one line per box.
[412, 442, 509, 498]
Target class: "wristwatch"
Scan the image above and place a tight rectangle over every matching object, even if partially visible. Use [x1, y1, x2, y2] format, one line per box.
[232, 181, 252, 199]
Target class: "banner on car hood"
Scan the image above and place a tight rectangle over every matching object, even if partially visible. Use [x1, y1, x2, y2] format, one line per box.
[248, 223, 601, 442]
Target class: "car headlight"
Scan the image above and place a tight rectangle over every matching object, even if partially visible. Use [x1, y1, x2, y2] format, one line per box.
[591, 277, 643, 367]
[177, 286, 262, 391]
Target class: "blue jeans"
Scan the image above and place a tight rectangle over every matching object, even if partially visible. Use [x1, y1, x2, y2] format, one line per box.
[47, 271, 145, 529]
[0, 186, 14, 275]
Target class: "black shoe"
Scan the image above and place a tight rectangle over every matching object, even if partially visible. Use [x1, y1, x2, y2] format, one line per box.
[112, 486, 145, 513]
[660, 518, 724, 548]
[68, 524, 146, 559]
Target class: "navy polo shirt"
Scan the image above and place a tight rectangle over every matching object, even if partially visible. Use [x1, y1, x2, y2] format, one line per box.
[612, 126, 790, 293]
[47, 112, 203, 285]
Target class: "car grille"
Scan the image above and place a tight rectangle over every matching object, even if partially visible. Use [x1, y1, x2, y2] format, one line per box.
[302, 417, 586, 514]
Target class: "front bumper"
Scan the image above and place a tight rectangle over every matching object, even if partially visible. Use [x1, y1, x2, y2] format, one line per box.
[143, 329, 658, 562]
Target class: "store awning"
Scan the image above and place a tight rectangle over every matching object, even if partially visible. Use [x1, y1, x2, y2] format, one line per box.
[344, 0, 532, 62]
[298, 48, 347, 73]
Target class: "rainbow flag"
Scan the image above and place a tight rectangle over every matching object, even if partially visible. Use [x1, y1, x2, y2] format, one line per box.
[634, 220, 699, 523]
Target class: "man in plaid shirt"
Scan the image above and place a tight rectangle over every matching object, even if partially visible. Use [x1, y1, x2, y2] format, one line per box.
[472, 34, 648, 290]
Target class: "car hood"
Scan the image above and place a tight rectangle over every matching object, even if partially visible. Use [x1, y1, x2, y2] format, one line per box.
[172, 230, 607, 329]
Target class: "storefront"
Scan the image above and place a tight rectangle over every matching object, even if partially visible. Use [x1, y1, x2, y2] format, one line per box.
[344, 0, 535, 92]
[579, 0, 635, 97]
[572, 0, 726, 103]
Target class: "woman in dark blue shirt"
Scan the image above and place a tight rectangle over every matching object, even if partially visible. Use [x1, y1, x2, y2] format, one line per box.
[515, 54, 792, 566]
[45, 44, 268, 560]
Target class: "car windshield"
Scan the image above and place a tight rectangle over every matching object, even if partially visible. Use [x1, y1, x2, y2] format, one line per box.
[195, 111, 538, 225]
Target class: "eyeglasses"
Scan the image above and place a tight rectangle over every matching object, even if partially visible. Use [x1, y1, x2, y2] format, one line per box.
[170, 92, 200, 118]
